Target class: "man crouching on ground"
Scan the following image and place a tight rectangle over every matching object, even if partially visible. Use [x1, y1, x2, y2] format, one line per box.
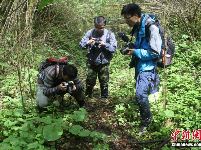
[36, 64, 86, 111]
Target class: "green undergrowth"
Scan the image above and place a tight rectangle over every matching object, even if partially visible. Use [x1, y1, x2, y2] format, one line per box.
[0, 35, 200, 150]
[0, 0, 200, 149]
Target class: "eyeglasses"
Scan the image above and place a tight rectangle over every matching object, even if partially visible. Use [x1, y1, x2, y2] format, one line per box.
[95, 28, 104, 31]
[124, 16, 132, 20]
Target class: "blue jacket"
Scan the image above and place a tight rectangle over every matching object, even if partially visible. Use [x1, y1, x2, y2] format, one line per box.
[132, 14, 162, 72]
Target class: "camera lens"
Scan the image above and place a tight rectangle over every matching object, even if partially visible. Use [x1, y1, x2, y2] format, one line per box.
[95, 40, 99, 45]
[120, 48, 129, 55]
[62, 83, 68, 86]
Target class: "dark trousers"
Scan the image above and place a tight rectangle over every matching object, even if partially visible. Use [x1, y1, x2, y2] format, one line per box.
[36, 83, 85, 108]
[85, 63, 109, 98]
[136, 71, 160, 126]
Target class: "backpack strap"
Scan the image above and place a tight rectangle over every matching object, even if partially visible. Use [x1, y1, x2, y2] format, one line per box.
[145, 21, 154, 42]
[90, 28, 112, 43]
[145, 20, 165, 50]
[106, 30, 112, 43]
[131, 25, 138, 42]
[55, 63, 59, 78]
[89, 28, 96, 39]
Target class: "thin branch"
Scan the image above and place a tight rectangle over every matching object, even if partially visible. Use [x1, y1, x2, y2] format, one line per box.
[128, 138, 171, 144]
[154, 138, 171, 150]
[0, 0, 28, 23]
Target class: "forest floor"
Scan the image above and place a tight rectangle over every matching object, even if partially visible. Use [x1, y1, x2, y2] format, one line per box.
[43, 88, 171, 150]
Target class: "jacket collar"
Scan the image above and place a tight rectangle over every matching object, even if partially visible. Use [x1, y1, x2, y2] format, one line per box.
[135, 14, 155, 38]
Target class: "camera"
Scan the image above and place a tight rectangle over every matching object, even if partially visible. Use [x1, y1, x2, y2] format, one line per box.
[120, 41, 134, 55]
[117, 32, 134, 55]
[117, 32, 136, 68]
[62, 82, 74, 94]
[94, 38, 101, 45]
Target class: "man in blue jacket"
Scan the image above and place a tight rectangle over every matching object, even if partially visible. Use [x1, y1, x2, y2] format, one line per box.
[79, 16, 117, 104]
[121, 3, 162, 134]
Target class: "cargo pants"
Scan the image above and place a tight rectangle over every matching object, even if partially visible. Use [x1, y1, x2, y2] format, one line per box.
[85, 63, 109, 98]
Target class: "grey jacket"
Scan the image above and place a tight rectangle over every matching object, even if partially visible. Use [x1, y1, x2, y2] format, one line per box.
[39, 65, 83, 96]
[79, 28, 117, 66]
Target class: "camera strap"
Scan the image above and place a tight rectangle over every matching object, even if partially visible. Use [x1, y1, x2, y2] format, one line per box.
[130, 17, 143, 44]
[130, 25, 137, 42]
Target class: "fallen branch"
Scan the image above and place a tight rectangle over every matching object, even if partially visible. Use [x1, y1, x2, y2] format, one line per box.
[107, 137, 172, 149]
[118, 137, 172, 149]
[154, 138, 171, 150]
[128, 138, 171, 144]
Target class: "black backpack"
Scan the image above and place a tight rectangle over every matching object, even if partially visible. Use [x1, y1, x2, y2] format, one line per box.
[145, 15, 175, 68]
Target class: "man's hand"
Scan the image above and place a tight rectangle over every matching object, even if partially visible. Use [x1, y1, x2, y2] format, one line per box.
[87, 38, 96, 45]
[73, 85, 76, 91]
[126, 48, 134, 55]
[87, 38, 104, 46]
[59, 82, 67, 91]
[99, 41, 105, 46]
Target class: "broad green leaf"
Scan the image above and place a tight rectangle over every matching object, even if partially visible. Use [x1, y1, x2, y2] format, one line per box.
[78, 130, 91, 137]
[43, 124, 63, 141]
[38, 0, 55, 12]
[5, 110, 13, 116]
[11, 146, 21, 150]
[36, 124, 43, 134]
[30, 69, 39, 76]
[34, 117, 43, 122]
[35, 116, 52, 124]
[4, 120, 12, 127]
[2, 143, 10, 149]
[90, 131, 101, 138]
[69, 125, 83, 135]
[42, 116, 53, 124]
[11, 126, 20, 131]
[0, 62, 8, 67]
[27, 141, 40, 149]
[25, 72, 29, 80]
[116, 104, 125, 111]
[71, 108, 87, 122]
[182, 34, 189, 39]
[118, 117, 125, 123]
[14, 109, 24, 117]
[164, 110, 174, 118]
[3, 130, 9, 136]
[20, 123, 29, 131]
[20, 131, 29, 138]
[17, 118, 25, 122]
[55, 118, 64, 125]
[4, 135, 19, 146]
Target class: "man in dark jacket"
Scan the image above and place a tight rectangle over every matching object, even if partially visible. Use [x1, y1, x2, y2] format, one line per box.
[121, 3, 162, 134]
[36, 64, 85, 110]
[79, 15, 117, 104]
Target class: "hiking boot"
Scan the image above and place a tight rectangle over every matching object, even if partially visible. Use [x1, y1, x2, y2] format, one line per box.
[82, 103, 93, 112]
[99, 98, 110, 105]
[85, 86, 93, 98]
[139, 126, 148, 135]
